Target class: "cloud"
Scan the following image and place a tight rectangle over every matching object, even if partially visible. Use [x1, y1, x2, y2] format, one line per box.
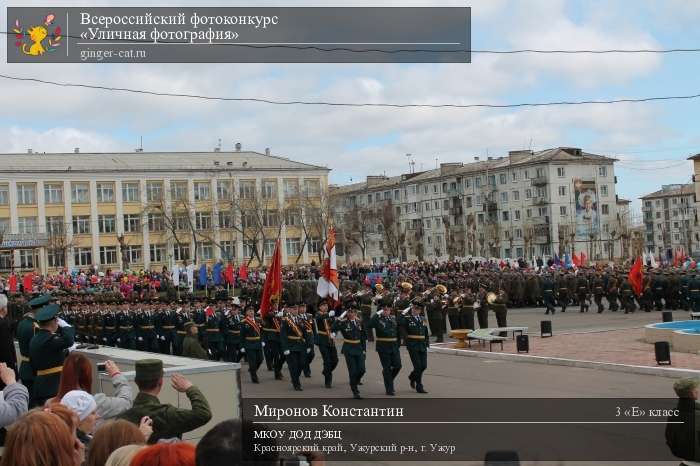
[0, 126, 121, 153]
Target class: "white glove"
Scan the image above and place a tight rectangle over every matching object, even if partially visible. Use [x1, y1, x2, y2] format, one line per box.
[57, 318, 69, 328]
[331, 332, 336, 339]
[276, 311, 283, 317]
[306, 348, 311, 354]
[138, 337, 144, 341]
[339, 311, 347, 320]
[329, 311, 335, 317]
[262, 342, 266, 347]
[284, 350, 290, 356]
[116, 338, 121, 343]
[240, 348, 245, 353]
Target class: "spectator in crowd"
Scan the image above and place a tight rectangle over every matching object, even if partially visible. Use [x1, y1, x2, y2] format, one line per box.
[182, 321, 208, 360]
[0, 295, 16, 388]
[105, 444, 147, 466]
[0, 409, 83, 466]
[119, 359, 212, 443]
[130, 442, 196, 466]
[48, 353, 132, 425]
[0, 362, 29, 429]
[85, 419, 150, 466]
[666, 377, 700, 462]
[61, 389, 99, 447]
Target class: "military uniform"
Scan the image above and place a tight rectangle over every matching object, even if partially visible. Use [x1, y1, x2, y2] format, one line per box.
[593, 275, 605, 313]
[224, 310, 242, 363]
[556, 274, 569, 312]
[358, 291, 374, 342]
[302, 313, 315, 378]
[157, 310, 176, 355]
[181, 322, 208, 360]
[29, 304, 76, 406]
[620, 278, 635, 314]
[205, 309, 224, 360]
[101, 311, 118, 347]
[116, 310, 134, 349]
[332, 313, 367, 399]
[426, 296, 445, 342]
[174, 310, 189, 356]
[17, 306, 39, 406]
[690, 273, 700, 313]
[653, 273, 666, 311]
[607, 277, 620, 312]
[459, 292, 476, 330]
[368, 309, 401, 395]
[491, 293, 508, 337]
[542, 276, 556, 315]
[119, 359, 211, 443]
[240, 314, 263, 383]
[315, 310, 339, 388]
[280, 314, 307, 390]
[576, 276, 590, 312]
[401, 308, 429, 394]
[262, 313, 283, 377]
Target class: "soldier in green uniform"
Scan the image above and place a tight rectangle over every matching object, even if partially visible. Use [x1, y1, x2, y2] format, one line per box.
[426, 285, 447, 343]
[491, 290, 509, 337]
[315, 300, 338, 389]
[690, 271, 700, 313]
[174, 306, 189, 356]
[332, 307, 367, 399]
[280, 305, 307, 391]
[680, 270, 691, 311]
[542, 274, 556, 315]
[17, 294, 50, 407]
[181, 322, 208, 360]
[619, 275, 636, 314]
[205, 306, 224, 361]
[401, 301, 429, 394]
[240, 306, 263, 384]
[459, 290, 476, 330]
[224, 304, 242, 363]
[653, 271, 666, 311]
[301, 307, 315, 378]
[556, 272, 569, 313]
[576, 274, 590, 312]
[358, 283, 374, 342]
[119, 359, 212, 443]
[368, 300, 402, 396]
[29, 303, 75, 406]
[262, 306, 283, 379]
[607, 275, 620, 312]
[393, 284, 413, 345]
[592, 273, 605, 313]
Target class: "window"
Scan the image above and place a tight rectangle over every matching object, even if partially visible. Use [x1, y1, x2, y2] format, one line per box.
[194, 181, 210, 201]
[99, 246, 117, 265]
[432, 185, 437, 194]
[17, 183, 36, 205]
[375, 193, 381, 202]
[243, 240, 256, 258]
[477, 213, 484, 224]
[515, 228, 523, 239]
[98, 215, 115, 234]
[197, 243, 214, 261]
[283, 179, 299, 198]
[443, 200, 449, 210]
[219, 241, 235, 260]
[434, 201, 439, 209]
[240, 180, 256, 199]
[17, 217, 37, 235]
[0, 185, 7, 205]
[146, 181, 163, 202]
[217, 180, 233, 200]
[285, 208, 301, 226]
[499, 173, 507, 185]
[171, 181, 188, 201]
[601, 185, 608, 197]
[425, 219, 432, 229]
[602, 204, 609, 215]
[46, 216, 64, 235]
[218, 211, 234, 228]
[599, 166, 607, 177]
[466, 197, 472, 208]
[366, 194, 373, 204]
[303, 179, 320, 197]
[501, 192, 508, 203]
[465, 178, 472, 189]
[0, 218, 8, 235]
[423, 185, 428, 195]
[308, 237, 322, 254]
[488, 175, 495, 186]
[71, 182, 89, 204]
[44, 183, 63, 204]
[383, 191, 390, 201]
[262, 210, 279, 227]
[512, 191, 520, 201]
[122, 182, 140, 203]
[560, 206, 567, 216]
[514, 210, 521, 220]
[48, 249, 65, 268]
[150, 244, 166, 263]
[475, 177, 482, 188]
[425, 202, 431, 212]
[173, 214, 189, 231]
[393, 190, 399, 200]
[148, 214, 164, 231]
[123, 245, 142, 264]
[96, 182, 114, 203]
[475, 195, 482, 206]
[195, 212, 212, 230]
[526, 208, 532, 218]
[72, 215, 91, 235]
[264, 239, 276, 257]
[502, 211, 509, 221]
[242, 211, 257, 229]
[74, 247, 92, 267]
[123, 214, 141, 233]
[558, 186, 567, 196]
[435, 217, 441, 227]
[525, 189, 532, 199]
[262, 180, 277, 199]
[19, 249, 36, 269]
[557, 167, 565, 177]
[286, 237, 301, 256]
[174, 244, 190, 261]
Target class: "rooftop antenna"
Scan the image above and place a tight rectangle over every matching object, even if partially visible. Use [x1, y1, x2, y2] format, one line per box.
[435, 156, 439, 169]
[135, 136, 144, 152]
[218, 138, 222, 151]
[406, 153, 412, 173]
[529, 137, 533, 151]
[410, 160, 416, 173]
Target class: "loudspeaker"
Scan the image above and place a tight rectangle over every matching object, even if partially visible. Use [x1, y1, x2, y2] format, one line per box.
[662, 311, 673, 323]
[516, 334, 529, 353]
[541, 320, 552, 337]
[654, 341, 671, 365]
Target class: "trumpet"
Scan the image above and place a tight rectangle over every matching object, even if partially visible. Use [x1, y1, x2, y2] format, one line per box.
[452, 293, 468, 305]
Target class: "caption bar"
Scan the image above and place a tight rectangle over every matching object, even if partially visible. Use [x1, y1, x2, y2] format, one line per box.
[242, 398, 685, 461]
[7, 7, 471, 63]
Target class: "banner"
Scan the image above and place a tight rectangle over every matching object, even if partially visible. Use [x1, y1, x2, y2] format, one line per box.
[574, 178, 599, 239]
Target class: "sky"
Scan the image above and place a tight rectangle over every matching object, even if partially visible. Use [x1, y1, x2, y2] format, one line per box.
[1, 0, 699, 217]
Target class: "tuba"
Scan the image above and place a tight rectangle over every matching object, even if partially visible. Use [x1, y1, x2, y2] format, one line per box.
[486, 292, 497, 305]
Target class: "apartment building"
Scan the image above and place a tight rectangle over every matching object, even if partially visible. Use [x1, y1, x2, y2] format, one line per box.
[641, 183, 699, 258]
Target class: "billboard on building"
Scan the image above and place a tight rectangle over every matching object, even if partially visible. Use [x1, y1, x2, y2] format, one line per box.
[574, 178, 599, 239]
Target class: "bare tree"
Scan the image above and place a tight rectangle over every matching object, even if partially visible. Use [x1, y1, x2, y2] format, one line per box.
[377, 201, 405, 261]
[339, 205, 372, 262]
[297, 190, 332, 264]
[46, 228, 74, 270]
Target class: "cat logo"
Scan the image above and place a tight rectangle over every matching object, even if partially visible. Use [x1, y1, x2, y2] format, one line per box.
[13, 14, 62, 56]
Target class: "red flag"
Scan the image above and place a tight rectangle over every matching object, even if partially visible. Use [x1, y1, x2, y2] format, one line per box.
[259, 239, 282, 319]
[8, 274, 17, 293]
[238, 262, 248, 281]
[572, 253, 580, 267]
[23, 273, 33, 293]
[224, 264, 234, 285]
[317, 227, 340, 306]
[205, 305, 215, 318]
[629, 256, 644, 296]
[580, 252, 587, 266]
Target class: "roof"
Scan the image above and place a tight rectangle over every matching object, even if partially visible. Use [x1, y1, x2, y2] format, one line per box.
[0, 151, 329, 174]
[687, 153, 700, 161]
[640, 183, 694, 200]
[331, 147, 616, 195]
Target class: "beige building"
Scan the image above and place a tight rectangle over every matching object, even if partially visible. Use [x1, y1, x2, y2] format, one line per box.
[0, 148, 329, 273]
[641, 183, 699, 258]
[330, 147, 626, 264]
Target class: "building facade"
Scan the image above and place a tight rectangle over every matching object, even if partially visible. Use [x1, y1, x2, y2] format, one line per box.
[0, 149, 329, 273]
[641, 183, 699, 258]
[330, 147, 626, 264]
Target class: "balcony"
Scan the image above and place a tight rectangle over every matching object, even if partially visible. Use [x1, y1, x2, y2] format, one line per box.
[484, 201, 498, 212]
[449, 206, 464, 216]
[531, 176, 548, 186]
[532, 196, 548, 206]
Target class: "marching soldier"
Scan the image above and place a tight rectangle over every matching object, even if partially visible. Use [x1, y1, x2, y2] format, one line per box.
[332, 307, 367, 399]
[690, 271, 700, 313]
[302, 307, 315, 378]
[491, 290, 508, 337]
[459, 289, 476, 330]
[224, 303, 242, 363]
[607, 276, 620, 312]
[556, 272, 569, 313]
[157, 307, 177, 355]
[281, 305, 307, 391]
[401, 301, 429, 394]
[653, 271, 666, 311]
[593, 273, 605, 313]
[576, 273, 590, 312]
[394, 283, 413, 345]
[240, 306, 263, 384]
[620, 276, 636, 314]
[368, 300, 401, 396]
[542, 274, 556, 315]
[116, 306, 134, 349]
[358, 283, 374, 342]
[29, 303, 76, 406]
[17, 294, 50, 406]
[262, 306, 284, 380]
[315, 300, 338, 388]
[174, 306, 189, 356]
[426, 285, 447, 343]
[680, 270, 691, 311]
[205, 306, 225, 361]
[475, 287, 489, 327]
